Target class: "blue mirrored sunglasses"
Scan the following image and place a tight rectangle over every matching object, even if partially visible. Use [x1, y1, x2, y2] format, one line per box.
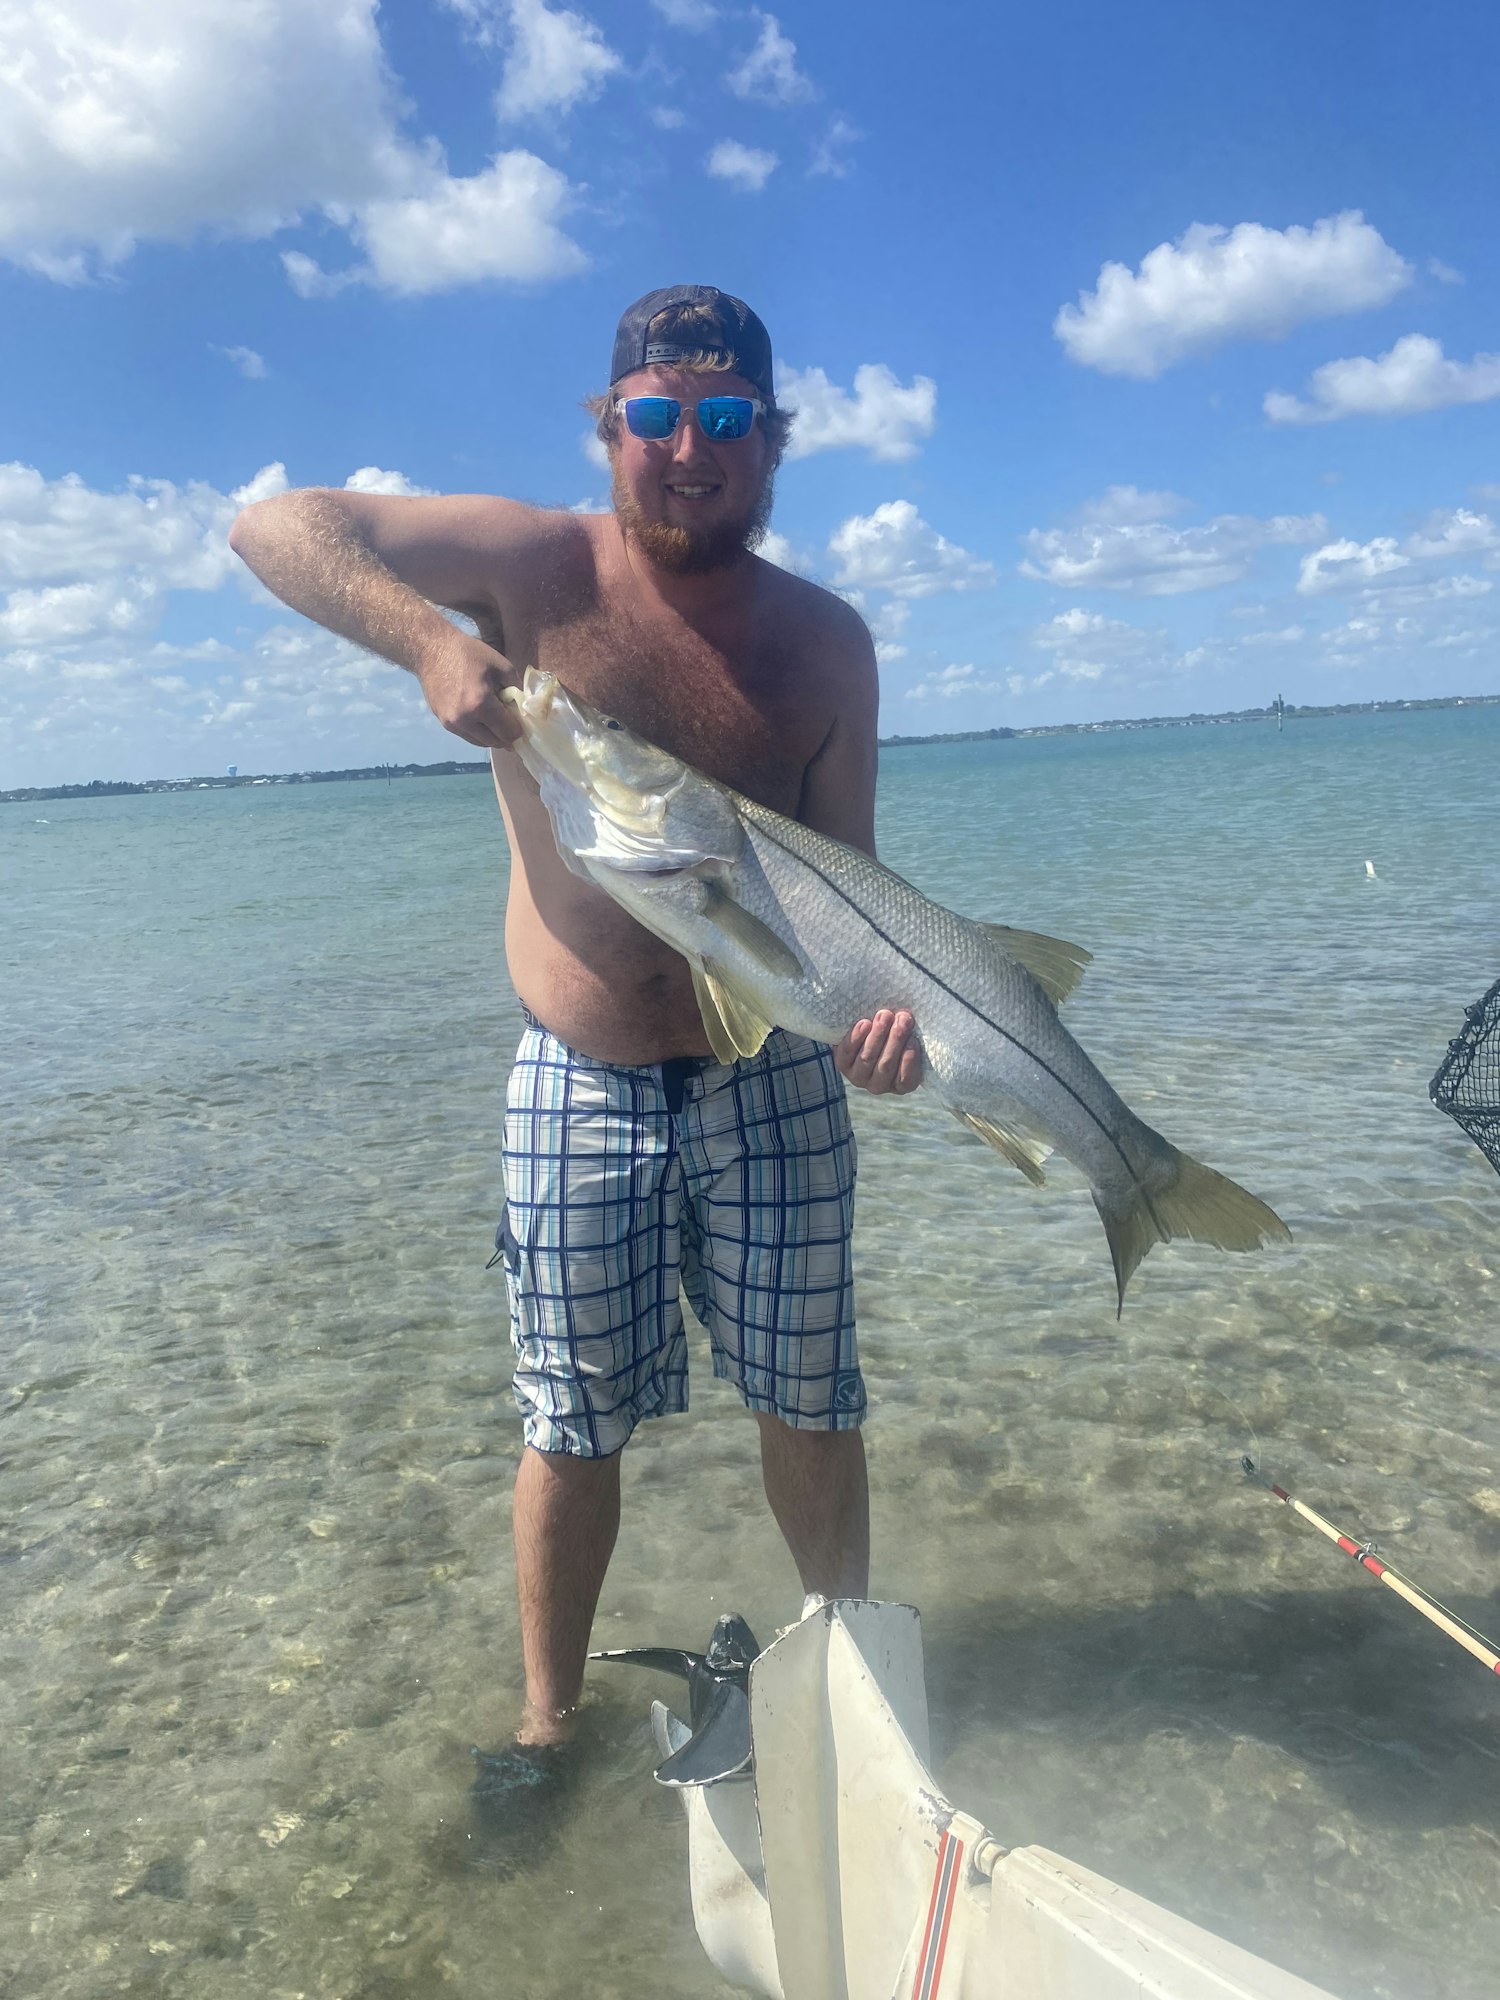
[615, 395, 765, 442]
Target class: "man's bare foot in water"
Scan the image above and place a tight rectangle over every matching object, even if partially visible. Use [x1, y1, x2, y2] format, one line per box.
[513, 1698, 578, 1749]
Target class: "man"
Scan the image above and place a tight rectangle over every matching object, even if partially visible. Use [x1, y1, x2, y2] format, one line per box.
[229, 284, 920, 1770]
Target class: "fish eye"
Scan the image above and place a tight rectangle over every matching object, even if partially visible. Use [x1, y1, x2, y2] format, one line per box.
[605, 718, 622, 731]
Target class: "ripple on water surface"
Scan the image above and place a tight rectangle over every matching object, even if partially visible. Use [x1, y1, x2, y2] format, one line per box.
[4, 710, 1499, 1998]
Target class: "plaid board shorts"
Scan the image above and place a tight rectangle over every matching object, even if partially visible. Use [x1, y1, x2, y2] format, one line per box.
[496, 1017, 863, 1457]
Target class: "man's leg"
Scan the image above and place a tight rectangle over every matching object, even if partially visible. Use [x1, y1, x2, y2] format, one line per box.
[755, 1413, 869, 1599]
[512, 1444, 622, 1745]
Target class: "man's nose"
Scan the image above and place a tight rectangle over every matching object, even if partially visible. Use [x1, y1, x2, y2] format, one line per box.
[669, 407, 713, 459]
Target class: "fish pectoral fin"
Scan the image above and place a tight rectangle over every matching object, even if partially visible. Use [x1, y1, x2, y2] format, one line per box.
[976, 923, 1092, 1006]
[952, 1108, 1052, 1186]
[701, 878, 802, 978]
[692, 963, 775, 1061]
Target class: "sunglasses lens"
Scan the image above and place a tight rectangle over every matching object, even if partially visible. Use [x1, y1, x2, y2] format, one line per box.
[624, 397, 679, 440]
[698, 397, 755, 440]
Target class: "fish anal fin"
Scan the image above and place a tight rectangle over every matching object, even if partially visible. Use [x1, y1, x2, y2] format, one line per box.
[977, 923, 1092, 1006]
[692, 962, 775, 1061]
[953, 1108, 1051, 1186]
[702, 879, 802, 978]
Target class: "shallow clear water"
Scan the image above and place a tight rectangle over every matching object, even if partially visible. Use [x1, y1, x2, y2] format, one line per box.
[4, 707, 1498, 1999]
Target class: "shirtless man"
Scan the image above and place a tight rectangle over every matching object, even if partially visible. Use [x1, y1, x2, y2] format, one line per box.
[229, 285, 920, 1767]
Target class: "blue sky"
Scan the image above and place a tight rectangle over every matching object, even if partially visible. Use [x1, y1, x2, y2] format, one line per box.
[3, 0, 1498, 786]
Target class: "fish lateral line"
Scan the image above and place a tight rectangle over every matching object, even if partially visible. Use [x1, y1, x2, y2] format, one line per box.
[741, 808, 1146, 1188]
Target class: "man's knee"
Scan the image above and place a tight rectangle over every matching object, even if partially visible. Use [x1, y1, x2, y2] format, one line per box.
[754, 1410, 866, 1463]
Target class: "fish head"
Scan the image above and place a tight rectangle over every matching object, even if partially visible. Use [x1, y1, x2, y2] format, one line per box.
[504, 668, 743, 875]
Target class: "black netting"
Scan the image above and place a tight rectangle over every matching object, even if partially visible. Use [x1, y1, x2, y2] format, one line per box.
[1430, 976, 1500, 1178]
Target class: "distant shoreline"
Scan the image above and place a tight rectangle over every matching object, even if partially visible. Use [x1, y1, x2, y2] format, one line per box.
[5, 690, 1496, 803]
[877, 690, 1499, 749]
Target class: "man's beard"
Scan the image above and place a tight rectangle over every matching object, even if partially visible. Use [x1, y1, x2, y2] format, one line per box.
[611, 460, 776, 576]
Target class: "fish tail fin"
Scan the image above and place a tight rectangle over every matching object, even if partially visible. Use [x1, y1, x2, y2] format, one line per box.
[1097, 1148, 1291, 1317]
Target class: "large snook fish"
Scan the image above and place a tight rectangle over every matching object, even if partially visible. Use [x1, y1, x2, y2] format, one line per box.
[503, 669, 1290, 1310]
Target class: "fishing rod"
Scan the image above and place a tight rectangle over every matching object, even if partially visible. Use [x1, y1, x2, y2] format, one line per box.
[1242, 1456, 1500, 1677]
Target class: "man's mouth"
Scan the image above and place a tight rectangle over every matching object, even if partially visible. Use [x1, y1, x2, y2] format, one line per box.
[664, 481, 721, 502]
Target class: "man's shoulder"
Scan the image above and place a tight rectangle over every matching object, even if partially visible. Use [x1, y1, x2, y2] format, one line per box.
[753, 553, 875, 660]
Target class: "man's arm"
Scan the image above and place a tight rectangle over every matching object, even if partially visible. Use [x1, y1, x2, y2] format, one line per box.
[796, 605, 922, 1097]
[228, 488, 531, 750]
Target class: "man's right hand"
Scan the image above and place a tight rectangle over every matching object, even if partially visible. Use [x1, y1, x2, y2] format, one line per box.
[417, 629, 524, 751]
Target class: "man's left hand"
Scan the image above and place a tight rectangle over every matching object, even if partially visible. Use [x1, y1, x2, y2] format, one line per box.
[834, 1009, 923, 1096]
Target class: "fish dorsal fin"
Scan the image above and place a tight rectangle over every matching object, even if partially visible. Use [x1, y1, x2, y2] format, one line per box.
[702, 878, 802, 978]
[952, 1108, 1052, 1186]
[692, 963, 775, 1062]
[976, 923, 1092, 1006]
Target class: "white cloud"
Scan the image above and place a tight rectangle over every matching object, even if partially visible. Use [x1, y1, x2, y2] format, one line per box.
[343, 467, 436, 497]
[1075, 485, 1189, 527]
[213, 345, 268, 380]
[1364, 573, 1492, 612]
[1266, 335, 1500, 425]
[0, 460, 283, 593]
[1404, 508, 1498, 561]
[0, 1, 589, 296]
[757, 531, 812, 575]
[477, 0, 622, 121]
[1428, 258, 1463, 285]
[706, 141, 778, 193]
[0, 0, 406, 277]
[283, 151, 587, 296]
[1027, 609, 1168, 693]
[905, 663, 1006, 702]
[728, 12, 815, 105]
[3, 612, 445, 788]
[649, 106, 687, 129]
[809, 118, 859, 178]
[1239, 624, 1306, 646]
[868, 599, 909, 662]
[581, 428, 610, 470]
[1054, 212, 1412, 379]
[1297, 510, 1498, 595]
[1296, 538, 1407, 595]
[1021, 492, 1326, 595]
[779, 364, 936, 462]
[0, 456, 448, 704]
[0, 578, 160, 647]
[1034, 608, 1135, 646]
[829, 501, 995, 600]
[649, 0, 716, 24]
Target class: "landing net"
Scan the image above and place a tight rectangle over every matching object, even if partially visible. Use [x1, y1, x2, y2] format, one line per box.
[1430, 976, 1500, 1178]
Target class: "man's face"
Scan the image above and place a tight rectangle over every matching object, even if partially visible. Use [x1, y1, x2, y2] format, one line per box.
[608, 365, 774, 576]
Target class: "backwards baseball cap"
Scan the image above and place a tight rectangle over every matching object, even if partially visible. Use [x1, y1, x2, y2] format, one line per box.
[610, 285, 775, 400]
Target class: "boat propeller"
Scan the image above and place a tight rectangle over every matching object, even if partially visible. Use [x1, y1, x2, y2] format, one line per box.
[590, 1611, 761, 1787]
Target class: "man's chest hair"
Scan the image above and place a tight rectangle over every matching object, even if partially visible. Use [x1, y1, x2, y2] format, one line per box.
[533, 597, 828, 807]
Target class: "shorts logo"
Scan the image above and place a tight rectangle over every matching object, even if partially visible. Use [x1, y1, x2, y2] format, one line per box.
[834, 1374, 863, 1411]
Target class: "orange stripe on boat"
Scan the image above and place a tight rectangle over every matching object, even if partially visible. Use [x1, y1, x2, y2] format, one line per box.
[912, 1828, 964, 2000]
